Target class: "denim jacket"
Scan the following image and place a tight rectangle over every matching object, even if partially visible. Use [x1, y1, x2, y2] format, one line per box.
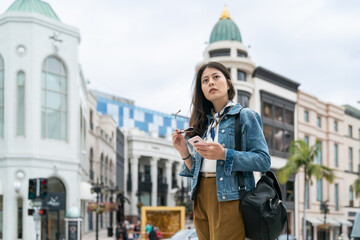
[179, 103, 271, 201]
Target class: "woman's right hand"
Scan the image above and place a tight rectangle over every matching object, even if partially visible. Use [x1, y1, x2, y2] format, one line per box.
[172, 129, 189, 156]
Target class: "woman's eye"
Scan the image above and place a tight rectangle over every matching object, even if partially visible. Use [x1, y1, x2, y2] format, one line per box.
[214, 75, 220, 79]
[202, 79, 208, 83]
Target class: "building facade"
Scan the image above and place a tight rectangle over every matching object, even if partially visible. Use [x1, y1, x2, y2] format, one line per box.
[0, 0, 90, 239]
[198, 7, 300, 235]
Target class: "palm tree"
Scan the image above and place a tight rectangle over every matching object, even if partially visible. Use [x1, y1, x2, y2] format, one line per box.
[355, 175, 360, 199]
[277, 140, 334, 240]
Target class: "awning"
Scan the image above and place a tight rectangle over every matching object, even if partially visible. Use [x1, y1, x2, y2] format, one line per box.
[306, 217, 323, 226]
[336, 219, 353, 226]
[80, 181, 96, 201]
[323, 218, 340, 227]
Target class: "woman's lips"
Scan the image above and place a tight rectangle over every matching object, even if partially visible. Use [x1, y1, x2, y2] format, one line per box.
[209, 88, 217, 93]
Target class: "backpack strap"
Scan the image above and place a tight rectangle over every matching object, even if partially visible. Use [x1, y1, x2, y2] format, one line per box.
[235, 107, 246, 193]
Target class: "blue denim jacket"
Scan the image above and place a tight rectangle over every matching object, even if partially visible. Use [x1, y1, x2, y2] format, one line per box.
[179, 104, 271, 201]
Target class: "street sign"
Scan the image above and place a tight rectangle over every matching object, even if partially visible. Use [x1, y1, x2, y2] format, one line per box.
[30, 200, 43, 208]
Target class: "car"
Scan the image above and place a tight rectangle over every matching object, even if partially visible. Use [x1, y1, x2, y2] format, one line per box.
[278, 233, 297, 240]
[163, 228, 198, 240]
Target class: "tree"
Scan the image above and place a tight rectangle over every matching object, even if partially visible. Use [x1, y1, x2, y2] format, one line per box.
[277, 140, 334, 240]
[355, 175, 360, 199]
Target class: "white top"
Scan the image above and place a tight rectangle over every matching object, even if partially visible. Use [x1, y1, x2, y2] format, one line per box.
[200, 101, 235, 173]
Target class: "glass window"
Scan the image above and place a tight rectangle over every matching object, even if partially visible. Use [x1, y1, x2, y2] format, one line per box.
[348, 125, 353, 138]
[334, 144, 338, 167]
[286, 181, 294, 202]
[304, 136, 309, 146]
[305, 180, 309, 209]
[0, 55, 4, 138]
[17, 198, 23, 239]
[17, 72, 25, 136]
[334, 121, 338, 132]
[316, 141, 322, 164]
[237, 70, 246, 81]
[350, 186, 354, 206]
[209, 49, 230, 57]
[237, 90, 250, 107]
[335, 184, 339, 211]
[41, 56, 67, 140]
[349, 147, 353, 172]
[261, 92, 295, 157]
[316, 179, 322, 202]
[317, 116, 321, 127]
[304, 110, 309, 123]
[237, 50, 247, 57]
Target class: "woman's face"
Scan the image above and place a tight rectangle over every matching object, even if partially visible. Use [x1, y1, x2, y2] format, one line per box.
[200, 67, 229, 104]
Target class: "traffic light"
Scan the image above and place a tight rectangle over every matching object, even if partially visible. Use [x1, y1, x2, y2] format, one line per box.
[39, 208, 47, 216]
[40, 178, 48, 199]
[28, 179, 37, 199]
[28, 209, 34, 216]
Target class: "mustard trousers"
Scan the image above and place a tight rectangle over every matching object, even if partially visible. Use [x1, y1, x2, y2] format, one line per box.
[193, 177, 245, 240]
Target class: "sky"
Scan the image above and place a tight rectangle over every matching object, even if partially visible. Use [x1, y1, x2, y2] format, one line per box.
[1, 0, 360, 117]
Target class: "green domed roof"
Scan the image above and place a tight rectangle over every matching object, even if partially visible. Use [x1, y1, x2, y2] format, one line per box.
[209, 7, 242, 44]
[6, 0, 60, 21]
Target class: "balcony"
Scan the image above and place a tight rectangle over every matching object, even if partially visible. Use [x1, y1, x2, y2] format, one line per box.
[138, 173, 152, 193]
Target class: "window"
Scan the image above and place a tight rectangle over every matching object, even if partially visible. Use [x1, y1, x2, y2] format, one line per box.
[261, 92, 295, 157]
[335, 184, 339, 211]
[316, 179, 322, 202]
[90, 109, 94, 130]
[237, 50, 247, 57]
[209, 49, 230, 57]
[349, 186, 354, 207]
[237, 69, 246, 81]
[305, 180, 310, 209]
[334, 144, 338, 167]
[17, 72, 25, 136]
[317, 116, 321, 127]
[0, 55, 4, 138]
[358, 129, 360, 140]
[89, 148, 94, 181]
[348, 125, 353, 138]
[17, 198, 23, 239]
[100, 153, 104, 183]
[316, 141, 322, 164]
[349, 147, 353, 172]
[237, 90, 250, 108]
[304, 110, 309, 123]
[334, 121, 338, 132]
[304, 136, 309, 146]
[41, 56, 67, 140]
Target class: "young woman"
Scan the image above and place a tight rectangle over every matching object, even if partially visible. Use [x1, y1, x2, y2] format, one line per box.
[172, 62, 271, 240]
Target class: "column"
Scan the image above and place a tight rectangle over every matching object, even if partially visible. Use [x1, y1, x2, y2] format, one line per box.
[175, 163, 182, 189]
[130, 155, 139, 217]
[3, 177, 17, 239]
[150, 157, 159, 206]
[165, 160, 173, 206]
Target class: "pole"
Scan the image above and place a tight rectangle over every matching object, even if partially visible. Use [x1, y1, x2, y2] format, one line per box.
[96, 192, 99, 240]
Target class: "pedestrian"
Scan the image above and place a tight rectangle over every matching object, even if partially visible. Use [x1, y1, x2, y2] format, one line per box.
[172, 61, 271, 240]
[155, 227, 162, 240]
[127, 229, 135, 240]
[121, 222, 128, 240]
[133, 220, 141, 239]
[148, 226, 157, 240]
[116, 223, 122, 240]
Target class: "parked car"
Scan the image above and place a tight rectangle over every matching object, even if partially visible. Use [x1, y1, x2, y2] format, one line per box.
[278, 234, 297, 240]
[163, 229, 198, 240]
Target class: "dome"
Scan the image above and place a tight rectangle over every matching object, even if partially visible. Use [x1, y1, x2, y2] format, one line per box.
[209, 7, 242, 44]
[6, 0, 60, 21]
[65, 206, 81, 218]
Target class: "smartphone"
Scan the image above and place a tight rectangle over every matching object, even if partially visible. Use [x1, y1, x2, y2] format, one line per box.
[188, 136, 208, 146]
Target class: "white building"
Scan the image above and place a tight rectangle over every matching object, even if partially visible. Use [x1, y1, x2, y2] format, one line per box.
[0, 0, 91, 239]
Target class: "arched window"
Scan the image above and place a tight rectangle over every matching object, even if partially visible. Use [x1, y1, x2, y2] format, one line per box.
[89, 148, 94, 180]
[41, 56, 67, 140]
[17, 71, 25, 136]
[0, 55, 4, 138]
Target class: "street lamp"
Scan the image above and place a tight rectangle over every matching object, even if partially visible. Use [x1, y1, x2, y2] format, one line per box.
[91, 179, 105, 240]
[320, 200, 329, 240]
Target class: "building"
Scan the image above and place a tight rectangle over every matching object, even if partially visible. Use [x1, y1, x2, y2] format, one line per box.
[94, 90, 190, 223]
[198, 7, 300, 235]
[0, 0, 92, 239]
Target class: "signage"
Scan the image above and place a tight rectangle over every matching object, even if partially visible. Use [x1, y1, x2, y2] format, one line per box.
[43, 193, 65, 211]
[68, 221, 78, 240]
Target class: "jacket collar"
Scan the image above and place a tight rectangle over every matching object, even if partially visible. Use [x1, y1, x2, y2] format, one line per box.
[206, 103, 243, 121]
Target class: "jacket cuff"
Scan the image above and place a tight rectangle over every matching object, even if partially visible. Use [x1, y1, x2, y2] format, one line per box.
[179, 161, 194, 178]
[224, 148, 234, 176]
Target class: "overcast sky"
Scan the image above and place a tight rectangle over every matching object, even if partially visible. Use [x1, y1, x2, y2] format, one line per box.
[1, 0, 360, 117]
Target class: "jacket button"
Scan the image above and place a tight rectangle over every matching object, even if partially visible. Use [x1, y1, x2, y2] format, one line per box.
[222, 143, 225, 147]
[221, 129, 225, 133]
[220, 161, 224, 165]
[222, 196, 226, 200]
[225, 116, 228, 120]
[220, 177, 223, 181]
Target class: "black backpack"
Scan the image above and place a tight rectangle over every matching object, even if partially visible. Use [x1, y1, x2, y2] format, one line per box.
[236, 108, 288, 240]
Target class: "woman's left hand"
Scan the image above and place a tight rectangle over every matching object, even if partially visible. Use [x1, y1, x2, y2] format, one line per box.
[194, 142, 225, 160]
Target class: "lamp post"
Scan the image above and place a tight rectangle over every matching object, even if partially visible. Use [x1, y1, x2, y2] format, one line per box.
[91, 179, 104, 240]
[320, 200, 329, 240]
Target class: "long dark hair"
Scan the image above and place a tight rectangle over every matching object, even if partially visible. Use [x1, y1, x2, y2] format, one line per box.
[187, 62, 235, 138]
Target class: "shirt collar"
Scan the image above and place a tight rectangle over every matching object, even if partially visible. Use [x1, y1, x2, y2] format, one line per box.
[211, 101, 236, 119]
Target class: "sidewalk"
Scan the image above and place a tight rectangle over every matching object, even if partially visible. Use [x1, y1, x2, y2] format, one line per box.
[83, 229, 115, 240]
